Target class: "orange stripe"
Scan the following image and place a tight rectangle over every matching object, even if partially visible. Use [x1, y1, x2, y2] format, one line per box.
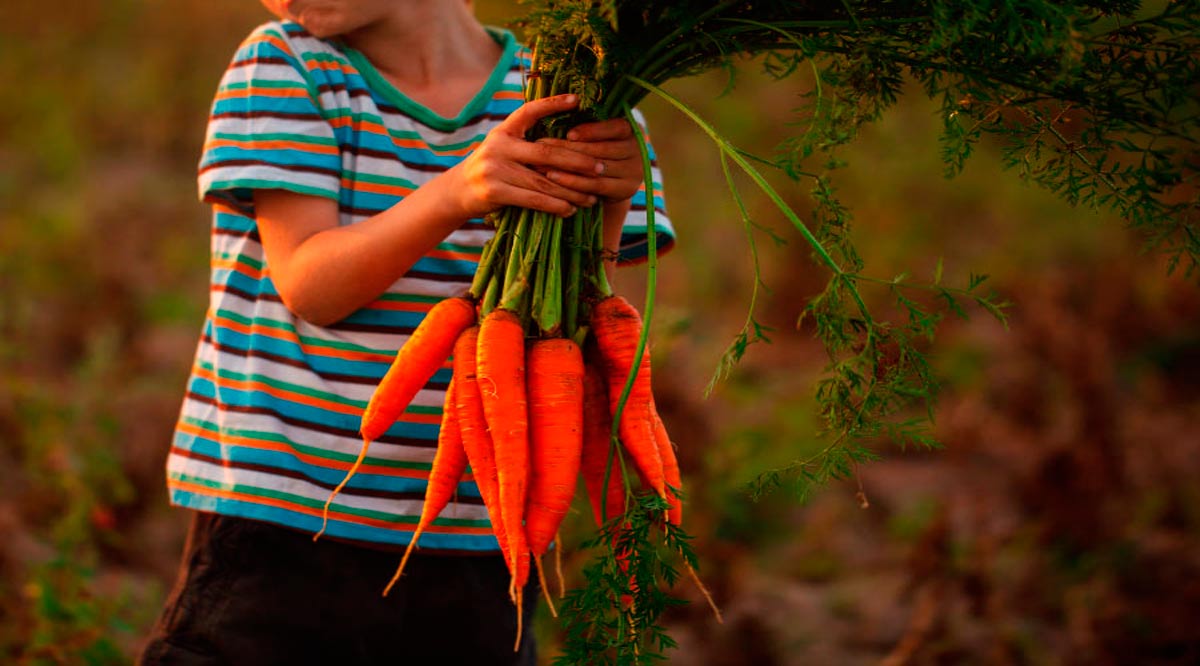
[247, 34, 292, 55]
[204, 138, 339, 156]
[214, 87, 312, 102]
[174, 422, 473, 481]
[212, 202, 245, 217]
[192, 358, 444, 426]
[326, 114, 390, 137]
[305, 59, 357, 76]
[168, 478, 491, 535]
[207, 308, 396, 364]
[364, 299, 436, 313]
[426, 249, 481, 262]
[175, 420, 415, 476]
[192, 364, 364, 416]
[340, 177, 414, 197]
[211, 256, 262, 280]
[495, 90, 525, 101]
[391, 137, 480, 156]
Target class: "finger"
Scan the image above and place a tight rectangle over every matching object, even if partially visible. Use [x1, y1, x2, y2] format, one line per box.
[565, 119, 633, 142]
[491, 182, 581, 218]
[499, 94, 579, 136]
[506, 164, 598, 208]
[543, 170, 629, 200]
[535, 138, 637, 161]
[506, 138, 606, 176]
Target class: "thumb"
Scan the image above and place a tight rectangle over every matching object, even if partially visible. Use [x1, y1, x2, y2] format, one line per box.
[498, 94, 578, 136]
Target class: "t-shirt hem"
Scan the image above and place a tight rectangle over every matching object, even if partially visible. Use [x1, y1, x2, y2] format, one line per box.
[169, 487, 503, 555]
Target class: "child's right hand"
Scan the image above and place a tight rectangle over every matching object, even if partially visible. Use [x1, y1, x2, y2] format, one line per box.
[451, 94, 607, 219]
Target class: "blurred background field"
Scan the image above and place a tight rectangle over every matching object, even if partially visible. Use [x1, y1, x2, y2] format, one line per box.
[1, 1, 1198, 664]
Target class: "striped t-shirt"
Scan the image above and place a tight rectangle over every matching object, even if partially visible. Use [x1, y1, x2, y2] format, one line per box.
[167, 20, 675, 551]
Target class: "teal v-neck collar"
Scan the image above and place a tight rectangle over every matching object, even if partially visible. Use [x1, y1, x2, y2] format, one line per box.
[342, 28, 518, 132]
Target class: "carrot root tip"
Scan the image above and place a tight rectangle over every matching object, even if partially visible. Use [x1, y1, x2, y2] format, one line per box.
[684, 559, 723, 624]
[535, 555, 558, 618]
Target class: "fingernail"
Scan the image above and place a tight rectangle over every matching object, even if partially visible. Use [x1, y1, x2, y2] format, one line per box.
[546, 171, 560, 181]
[566, 131, 579, 140]
[564, 94, 577, 104]
[587, 196, 598, 206]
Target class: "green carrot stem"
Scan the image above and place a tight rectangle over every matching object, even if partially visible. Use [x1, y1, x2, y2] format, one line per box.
[627, 75, 874, 323]
[501, 209, 544, 315]
[564, 209, 584, 337]
[500, 208, 530, 303]
[482, 271, 500, 316]
[583, 203, 611, 298]
[530, 212, 551, 330]
[536, 215, 563, 336]
[470, 216, 508, 300]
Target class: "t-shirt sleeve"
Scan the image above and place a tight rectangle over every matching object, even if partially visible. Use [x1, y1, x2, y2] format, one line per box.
[197, 22, 341, 213]
[617, 108, 676, 265]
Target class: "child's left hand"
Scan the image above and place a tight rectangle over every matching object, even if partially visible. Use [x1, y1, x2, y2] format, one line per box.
[535, 119, 645, 203]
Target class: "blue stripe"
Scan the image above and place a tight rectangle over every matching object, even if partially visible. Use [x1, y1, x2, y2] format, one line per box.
[211, 268, 272, 297]
[169, 487, 499, 551]
[202, 145, 339, 172]
[187, 373, 362, 435]
[211, 91, 324, 117]
[214, 210, 256, 233]
[408, 255, 478, 278]
[173, 427, 484, 498]
[173, 428, 429, 492]
[209, 325, 390, 379]
[188, 373, 439, 440]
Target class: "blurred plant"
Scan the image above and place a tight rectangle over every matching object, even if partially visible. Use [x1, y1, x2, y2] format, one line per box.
[517, 0, 1197, 660]
[519, 0, 1196, 502]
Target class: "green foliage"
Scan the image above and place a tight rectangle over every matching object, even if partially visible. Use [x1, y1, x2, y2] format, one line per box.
[555, 493, 695, 665]
[517, 0, 1195, 492]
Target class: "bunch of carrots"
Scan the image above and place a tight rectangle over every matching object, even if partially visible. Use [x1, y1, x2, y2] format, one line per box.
[311, 44, 697, 649]
[321, 290, 682, 647]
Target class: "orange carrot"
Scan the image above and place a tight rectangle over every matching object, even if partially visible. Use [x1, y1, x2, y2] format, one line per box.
[317, 295, 475, 540]
[454, 326, 524, 591]
[476, 309, 530, 590]
[525, 338, 584, 557]
[590, 295, 666, 501]
[580, 360, 627, 527]
[651, 406, 683, 526]
[360, 295, 476, 442]
[383, 377, 468, 596]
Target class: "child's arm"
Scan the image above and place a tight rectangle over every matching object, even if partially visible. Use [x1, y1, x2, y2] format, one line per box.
[255, 94, 617, 326]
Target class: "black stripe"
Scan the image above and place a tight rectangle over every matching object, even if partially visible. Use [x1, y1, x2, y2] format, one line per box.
[207, 287, 466, 352]
[185, 391, 440, 449]
[200, 158, 340, 180]
[170, 445, 483, 506]
[200, 330, 451, 390]
[212, 110, 325, 122]
[339, 143, 450, 174]
[213, 226, 261, 243]
[324, 320, 420, 334]
[229, 55, 294, 69]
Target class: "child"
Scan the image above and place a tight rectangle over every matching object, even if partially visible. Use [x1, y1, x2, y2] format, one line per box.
[140, 1, 673, 663]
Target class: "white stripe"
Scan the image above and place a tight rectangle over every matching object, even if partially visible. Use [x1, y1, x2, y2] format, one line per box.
[179, 390, 440, 464]
[167, 454, 490, 522]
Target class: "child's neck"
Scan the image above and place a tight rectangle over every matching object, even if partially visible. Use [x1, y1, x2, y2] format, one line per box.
[343, 3, 503, 118]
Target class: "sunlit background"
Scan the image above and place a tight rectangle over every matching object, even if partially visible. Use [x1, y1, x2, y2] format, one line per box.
[2, 1, 1198, 663]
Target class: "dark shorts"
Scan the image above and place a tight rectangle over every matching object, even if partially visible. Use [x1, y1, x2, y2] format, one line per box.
[140, 511, 538, 666]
